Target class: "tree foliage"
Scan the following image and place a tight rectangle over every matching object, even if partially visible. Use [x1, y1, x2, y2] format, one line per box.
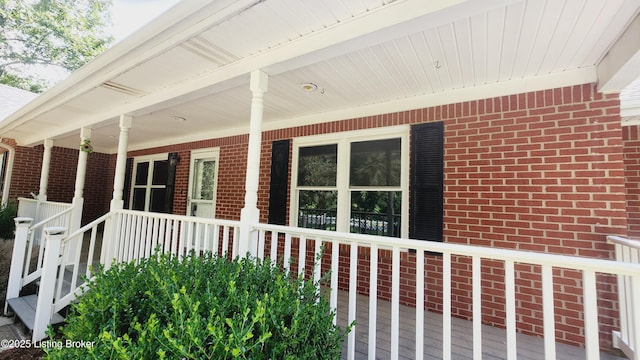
[0, 0, 114, 92]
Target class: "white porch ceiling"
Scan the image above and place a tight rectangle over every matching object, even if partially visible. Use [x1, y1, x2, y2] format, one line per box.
[1, 0, 640, 153]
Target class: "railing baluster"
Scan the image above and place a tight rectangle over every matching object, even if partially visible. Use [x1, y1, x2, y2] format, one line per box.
[583, 269, 600, 360]
[257, 230, 265, 261]
[212, 225, 220, 255]
[443, 252, 452, 358]
[330, 239, 339, 326]
[86, 227, 97, 278]
[313, 238, 322, 284]
[170, 219, 179, 256]
[284, 233, 292, 271]
[369, 243, 378, 360]
[270, 230, 278, 261]
[505, 260, 517, 360]
[222, 225, 230, 256]
[415, 249, 424, 360]
[347, 242, 358, 360]
[473, 256, 482, 359]
[298, 236, 307, 276]
[232, 225, 239, 259]
[542, 264, 557, 360]
[391, 245, 400, 360]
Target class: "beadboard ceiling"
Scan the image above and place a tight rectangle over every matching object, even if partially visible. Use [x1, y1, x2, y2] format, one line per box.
[1, 0, 640, 152]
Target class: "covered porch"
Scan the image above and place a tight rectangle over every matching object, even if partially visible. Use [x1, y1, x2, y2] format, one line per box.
[2, 0, 640, 359]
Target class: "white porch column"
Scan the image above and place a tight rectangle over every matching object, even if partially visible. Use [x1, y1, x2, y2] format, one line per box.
[102, 115, 131, 268]
[110, 115, 132, 211]
[238, 70, 268, 257]
[66, 128, 91, 264]
[37, 138, 54, 201]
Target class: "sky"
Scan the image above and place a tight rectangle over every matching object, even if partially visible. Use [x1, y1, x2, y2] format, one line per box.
[109, 0, 180, 42]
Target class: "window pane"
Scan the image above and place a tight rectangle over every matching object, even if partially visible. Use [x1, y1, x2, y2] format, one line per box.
[150, 188, 167, 213]
[350, 191, 401, 237]
[135, 162, 149, 185]
[152, 160, 168, 185]
[350, 138, 401, 186]
[192, 159, 216, 200]
[298, 190, 337, 231]
[132, 188, 146, 211]
[298, 144, 337, 186]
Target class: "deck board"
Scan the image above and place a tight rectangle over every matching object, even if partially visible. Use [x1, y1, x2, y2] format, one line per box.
[335, 291, 625, 360]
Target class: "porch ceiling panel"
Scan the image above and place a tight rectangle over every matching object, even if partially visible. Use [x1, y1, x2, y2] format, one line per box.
[2, 0, 640, 151]
[108, 44, 237, 95]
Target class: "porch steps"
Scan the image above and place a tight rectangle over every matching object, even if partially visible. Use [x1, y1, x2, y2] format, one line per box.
[6, 295, 65, 331]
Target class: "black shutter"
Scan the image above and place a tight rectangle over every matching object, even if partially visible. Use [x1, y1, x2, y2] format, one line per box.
[164, 152, 180, 214]
[123, 158, 133, 209]
[268, 140, 290, 225]
[410, 122, 444, 241]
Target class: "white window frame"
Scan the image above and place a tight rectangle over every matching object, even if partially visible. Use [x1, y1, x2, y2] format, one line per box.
[290, 125, 410, 238]
[129, 153, 169, 212]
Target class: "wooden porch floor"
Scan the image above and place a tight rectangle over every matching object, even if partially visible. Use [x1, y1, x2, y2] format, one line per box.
[335, 291, 625, 360]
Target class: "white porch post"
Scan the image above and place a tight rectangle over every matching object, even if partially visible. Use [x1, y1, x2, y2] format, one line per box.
[102, 115, 131, 268]
[110, 115, 132, 211]
[66, 128, 91, 264]
[37, 138, 53, 201]
[238, 70, 268, 257]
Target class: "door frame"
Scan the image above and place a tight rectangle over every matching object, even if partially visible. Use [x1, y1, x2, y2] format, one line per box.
[186, 147, 220, 217]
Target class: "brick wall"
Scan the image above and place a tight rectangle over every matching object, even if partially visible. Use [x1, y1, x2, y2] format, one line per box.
[623, 125, 640, 238]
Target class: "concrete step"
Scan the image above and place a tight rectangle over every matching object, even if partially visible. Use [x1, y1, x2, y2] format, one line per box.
[6, 295, 65, 331]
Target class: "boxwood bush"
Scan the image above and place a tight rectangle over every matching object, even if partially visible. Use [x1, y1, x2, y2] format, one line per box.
[46, 252, 351, 359]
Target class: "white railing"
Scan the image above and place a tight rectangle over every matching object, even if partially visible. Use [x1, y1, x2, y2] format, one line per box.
[17, 198, 73, 228]
[21, 207, 73, 287]
[107, 210, 240, 263]
[30, 209, 241, 341]
[4, 207, 74, 315]
[608, 235, 640, 360]
[252, 223, 640, 360]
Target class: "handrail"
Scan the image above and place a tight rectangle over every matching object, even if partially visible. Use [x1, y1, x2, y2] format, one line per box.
[62, 211, 112, 244]
[608, 235, 640, 250]
[254, 223, 640, 276]
[29, 206, 73, 230]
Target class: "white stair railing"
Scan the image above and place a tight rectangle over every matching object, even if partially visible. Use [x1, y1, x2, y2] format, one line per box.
[4, 217, 33, 314]
[608, 235, 640, 360]
[252, 223, 640, 360]
[28, 209, 242, 342]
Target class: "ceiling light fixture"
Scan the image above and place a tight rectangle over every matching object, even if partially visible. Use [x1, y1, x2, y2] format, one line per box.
[300, 83, 318, 92]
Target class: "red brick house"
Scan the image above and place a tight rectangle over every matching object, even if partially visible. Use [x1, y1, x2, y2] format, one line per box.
[2, 1, 640, 358]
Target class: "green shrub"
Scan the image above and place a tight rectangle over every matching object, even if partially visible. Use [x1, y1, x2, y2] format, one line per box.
[45, 252, 352, 359]
[0, 201, 17, 240]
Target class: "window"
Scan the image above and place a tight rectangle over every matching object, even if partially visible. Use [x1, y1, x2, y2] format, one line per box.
[291, 126, 409, 238]
[130, 154, 170, 212]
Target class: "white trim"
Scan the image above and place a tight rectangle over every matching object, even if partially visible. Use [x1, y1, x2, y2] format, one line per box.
[186, 147, 220, 218]
[290, 125, 410, 238]
[0, 143, 15, 206]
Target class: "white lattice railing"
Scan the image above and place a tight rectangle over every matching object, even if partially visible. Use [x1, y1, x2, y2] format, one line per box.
[608, 235, 640, 360]
[29, 209, 241, 341]
[252, 223, 640, 360]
